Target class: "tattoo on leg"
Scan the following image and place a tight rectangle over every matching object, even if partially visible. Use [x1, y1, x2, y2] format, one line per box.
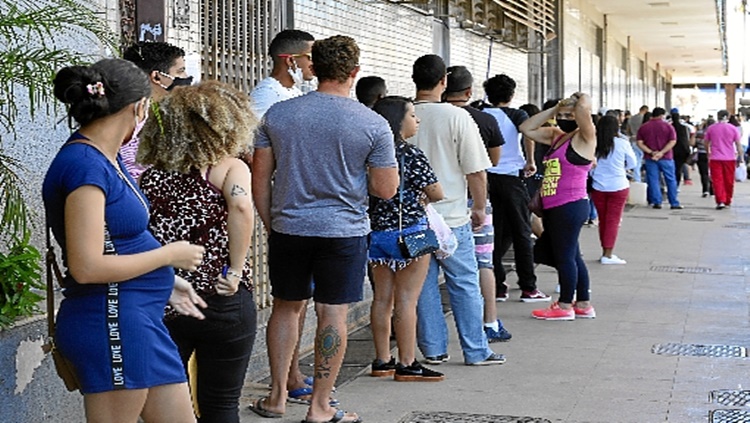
[230, 184, 247, 197]
[392, 308, 402, 325]
[315, 325, 341, 379]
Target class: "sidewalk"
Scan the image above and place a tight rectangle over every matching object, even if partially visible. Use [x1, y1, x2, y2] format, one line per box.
[241, 179, 750, 423]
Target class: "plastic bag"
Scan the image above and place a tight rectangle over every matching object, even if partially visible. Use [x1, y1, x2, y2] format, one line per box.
[735, 164, 747, 182]
[425, 204, 457, 260]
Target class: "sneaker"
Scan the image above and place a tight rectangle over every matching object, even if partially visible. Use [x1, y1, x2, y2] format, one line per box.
[531, 302, 575, 321]
[394, 361, 445, 382]
[702, 192, 709, 198]
[423, 353, 450, 365]
[684, 179, 693, 185]
[671, 205, 684, 210]
[717, 203, 726, 210]
[555, 284, 560, 293]
[600, 255, 627, 265]
[370, 357, 396, 377]
[467, 352, 506, 366]
[495, 292, 509, 302]
[520, 289, 551, 302]
[485, 324, 512, 343]
[652, 204, 662, 209]
[574, 305, 596, 319]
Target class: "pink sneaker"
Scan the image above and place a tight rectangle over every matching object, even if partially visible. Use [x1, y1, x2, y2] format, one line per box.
[531, 302, 574, 321]
[574, 305, 596, 319]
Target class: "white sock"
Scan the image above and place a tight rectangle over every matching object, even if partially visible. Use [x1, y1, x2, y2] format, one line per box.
[484, 321, 499, 331]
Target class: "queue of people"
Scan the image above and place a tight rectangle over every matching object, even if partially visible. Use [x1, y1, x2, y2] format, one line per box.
[45, 29, 742, 423]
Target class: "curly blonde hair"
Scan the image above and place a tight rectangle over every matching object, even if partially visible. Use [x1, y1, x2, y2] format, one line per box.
[138, 80, 258, 173]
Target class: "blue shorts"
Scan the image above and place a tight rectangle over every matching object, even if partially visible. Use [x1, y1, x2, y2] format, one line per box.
[268, 230, 367, 305]
[369, 220, 428, 271]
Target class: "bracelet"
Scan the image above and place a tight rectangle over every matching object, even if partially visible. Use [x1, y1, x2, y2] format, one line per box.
[225, 269, 242, 279]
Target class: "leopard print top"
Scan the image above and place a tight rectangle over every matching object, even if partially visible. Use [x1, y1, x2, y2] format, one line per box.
[140, 167, 252, 302]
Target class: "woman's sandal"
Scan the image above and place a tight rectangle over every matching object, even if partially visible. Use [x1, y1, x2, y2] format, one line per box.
[247, 397, 282, 419]
[301, 408, 362, 423]
[287, 386, 340, 406]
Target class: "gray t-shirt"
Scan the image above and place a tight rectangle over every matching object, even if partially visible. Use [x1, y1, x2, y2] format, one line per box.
[255, 91, 397, 237]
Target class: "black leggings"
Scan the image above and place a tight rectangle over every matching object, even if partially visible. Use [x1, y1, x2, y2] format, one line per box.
[697, 153, 712, 194]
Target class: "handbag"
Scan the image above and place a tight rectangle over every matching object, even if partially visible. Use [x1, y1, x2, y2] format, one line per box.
[528, 189, 544, 218]
[41, 225, 81, 392]
[395, 152, 439, 259]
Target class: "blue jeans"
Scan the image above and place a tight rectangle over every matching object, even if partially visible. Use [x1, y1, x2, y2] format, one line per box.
[645, 159, 680, 207]
[631, 140, 644, 182]
[416, 223, 493, 364]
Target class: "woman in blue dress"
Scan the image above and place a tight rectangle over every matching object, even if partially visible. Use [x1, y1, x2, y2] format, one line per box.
[43, 58, 206, 422]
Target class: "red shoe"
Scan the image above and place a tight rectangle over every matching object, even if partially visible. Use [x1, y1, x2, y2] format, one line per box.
[684, 179, 693, 186]
[531, 302, 574, 321]
[573, 305, 596, 319]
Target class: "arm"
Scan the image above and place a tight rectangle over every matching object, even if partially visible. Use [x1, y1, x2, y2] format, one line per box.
[422, 182, 444, 203]
[736, 137, 745, 164]
[466, 171, 487, 230]
[573, 93, 595, 143]
[522, 137, 537, 177]
[652, 140, 676, 161]
[65, 186, 204, 284]
[368, 166, 399, 200]
[519, 106, 562, 146]
[218, 158, 254, 296]
[251, 147, 274, 232]
[487, 146, 501, 167]
[623, 139, 638, 170]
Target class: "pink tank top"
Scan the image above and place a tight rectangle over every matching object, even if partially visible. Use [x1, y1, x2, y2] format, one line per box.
[541, 134, 592, 209]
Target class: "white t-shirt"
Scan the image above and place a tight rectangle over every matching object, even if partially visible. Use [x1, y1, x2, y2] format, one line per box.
[250, 77, 303, 118]
[408, 102, 491, 228]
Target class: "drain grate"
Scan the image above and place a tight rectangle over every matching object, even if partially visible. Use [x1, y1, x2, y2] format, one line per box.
[398, 411, 552, 423]
[710, 390, 750, 406]
[724, 222, 750, 229]
[681, 216, 715, 222]
[650, 265, 712, 274]
[652, 343, 747, 358]
[626, 215, 669, 220]
[709, 409, 750, 423]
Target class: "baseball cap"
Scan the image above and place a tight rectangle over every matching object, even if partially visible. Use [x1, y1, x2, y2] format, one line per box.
[445, 66, 473, 93]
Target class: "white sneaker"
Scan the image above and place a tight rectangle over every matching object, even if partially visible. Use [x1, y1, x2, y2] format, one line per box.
[600, 255, 627, 265]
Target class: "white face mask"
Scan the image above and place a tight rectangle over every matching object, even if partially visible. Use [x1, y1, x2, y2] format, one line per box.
[125, 100, 149, 146]
[288, 60, 305, 87]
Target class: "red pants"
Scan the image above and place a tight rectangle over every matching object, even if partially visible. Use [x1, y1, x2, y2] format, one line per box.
[709, 160, 736, 205]
[590, 188, 629, 250]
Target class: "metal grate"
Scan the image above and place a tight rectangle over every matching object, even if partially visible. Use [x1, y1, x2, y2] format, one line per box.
[709, 409, 750, 423]
[652, 343, 747, 358]
[724, 222, 750, 229]
[650, 266, 712, 274]
[626, 215, 669, 220]
[398, 412, 552, 423]
[710, 390, 750, 407]
[681, 216, 715, 222]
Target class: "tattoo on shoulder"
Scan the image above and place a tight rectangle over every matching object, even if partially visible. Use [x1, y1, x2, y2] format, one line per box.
[230, 184, 248, 197]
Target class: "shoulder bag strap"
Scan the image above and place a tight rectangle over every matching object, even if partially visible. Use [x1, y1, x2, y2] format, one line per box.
[397, 152, 405, 240]
[45, 222, 63, 338]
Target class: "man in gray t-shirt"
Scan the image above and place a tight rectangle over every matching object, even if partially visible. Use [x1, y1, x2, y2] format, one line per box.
[251, 35, 398, 423]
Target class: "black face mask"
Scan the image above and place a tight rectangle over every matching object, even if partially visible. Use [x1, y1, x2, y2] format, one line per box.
[557, 119, 578, 133]
[166, 75, 194, 91]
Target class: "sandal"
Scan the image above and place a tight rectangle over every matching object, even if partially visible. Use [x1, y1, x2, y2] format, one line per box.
[288, 387, 340, 407]
[304, 376, 337, 392]
[301, 408, 362, 423]
[248, 397, 282, 418]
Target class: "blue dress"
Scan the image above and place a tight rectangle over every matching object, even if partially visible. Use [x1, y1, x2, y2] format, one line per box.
[42, 133, 186, 394]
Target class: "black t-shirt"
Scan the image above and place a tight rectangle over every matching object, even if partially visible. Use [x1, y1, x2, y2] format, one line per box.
[462, 105, 505, 149]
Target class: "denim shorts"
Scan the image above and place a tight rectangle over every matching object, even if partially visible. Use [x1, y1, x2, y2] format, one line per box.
[474, 214, 494, 269]
[369, 219, 428, 271]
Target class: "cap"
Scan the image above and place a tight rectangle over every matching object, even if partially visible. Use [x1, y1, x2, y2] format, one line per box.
[670, 107, 679, 114]
[598, 107, 609, 116]
[445, 65, 473, 93]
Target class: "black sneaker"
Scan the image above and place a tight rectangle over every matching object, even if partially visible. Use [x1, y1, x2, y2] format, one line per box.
[370, 357, 396, 377]
[423, 353, 450, 365]
[394, 361, 445, 382]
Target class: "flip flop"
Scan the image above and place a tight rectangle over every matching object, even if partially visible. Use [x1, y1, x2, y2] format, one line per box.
[287, 387, 340, 407]
[248, 397, 282, 419]
[301, 408, 362, 423]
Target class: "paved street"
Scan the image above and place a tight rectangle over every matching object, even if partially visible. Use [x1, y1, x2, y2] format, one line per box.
[241, 178, 750, 423]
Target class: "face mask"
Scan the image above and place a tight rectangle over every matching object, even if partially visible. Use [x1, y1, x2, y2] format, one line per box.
[557, 119, 578, 133]
[125, 100, 149, 145]
[287, 60, 305, 86]
[158, 71, 194, 91]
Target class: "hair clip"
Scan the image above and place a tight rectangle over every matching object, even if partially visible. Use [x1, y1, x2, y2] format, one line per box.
[86, 82, 105, 97]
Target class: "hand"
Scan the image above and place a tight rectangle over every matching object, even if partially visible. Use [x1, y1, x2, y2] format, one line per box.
[523, 162, 537, 178]
[165, 241, 205, 271]
[215, 270, 241, 296]
[470, 207, 486, 232]
[169, 276, 207, 319]
[651, 151, 663, 161]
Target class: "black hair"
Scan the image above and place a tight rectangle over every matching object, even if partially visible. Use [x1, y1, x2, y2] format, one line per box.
[651, 107, 666, 118]
[53, 58, 151, 127]
[372, 96, 412, 143]
[469, 100, 491, 110]
[269, 29, 314, 60]
[123, 42, 185, 74]
[412, 54, 446, 92]
[519, 103, 540, 117]
[542, 98, 560, 111]
[483, 74, 516, 105]
[595, 115, 619, 159]
[356, 76, 387, 108]
[643, 111, 652, 122]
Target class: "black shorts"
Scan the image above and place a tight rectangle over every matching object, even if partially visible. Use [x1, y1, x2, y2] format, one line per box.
[268, 230, 367, 304]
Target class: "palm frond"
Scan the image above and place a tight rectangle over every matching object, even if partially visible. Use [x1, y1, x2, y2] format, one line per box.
[0, 152, 31, 237]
